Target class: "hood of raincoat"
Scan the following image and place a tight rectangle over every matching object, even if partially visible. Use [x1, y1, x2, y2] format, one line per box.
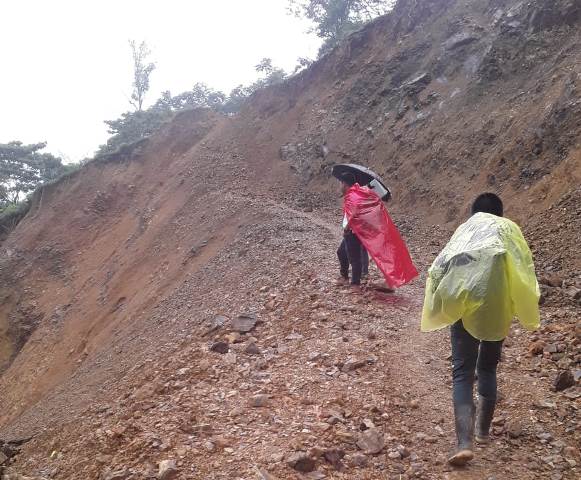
[421, 212, 540, 341]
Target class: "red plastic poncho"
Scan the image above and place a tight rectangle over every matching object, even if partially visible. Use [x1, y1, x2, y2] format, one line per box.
[344, 184, 418, 288]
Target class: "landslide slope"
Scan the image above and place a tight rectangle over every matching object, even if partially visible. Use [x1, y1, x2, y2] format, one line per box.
[0, 0, 580, 479]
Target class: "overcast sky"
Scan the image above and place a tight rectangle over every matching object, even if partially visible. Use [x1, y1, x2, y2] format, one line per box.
[0, 0, 321, 161]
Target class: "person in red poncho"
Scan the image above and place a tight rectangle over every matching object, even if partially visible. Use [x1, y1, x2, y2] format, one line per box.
[337, 175, 418, 290]
[337, 174, 368, 286]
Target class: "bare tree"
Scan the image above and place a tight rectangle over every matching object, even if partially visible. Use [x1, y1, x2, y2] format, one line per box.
[129, 40, 156, 111]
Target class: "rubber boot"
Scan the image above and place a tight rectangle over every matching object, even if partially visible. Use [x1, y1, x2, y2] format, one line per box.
[475, 396, 496, 444]
[448, 403, 475, 466]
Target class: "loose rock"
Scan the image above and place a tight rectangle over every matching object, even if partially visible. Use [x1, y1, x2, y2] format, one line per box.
[356, 428, 385, 454]
[210, 341, 229, 354]
[158, 459, 178, 480]
[286, 452, 316, 472]
[231, 314, 258, 333]
[553, 370, 574, 392]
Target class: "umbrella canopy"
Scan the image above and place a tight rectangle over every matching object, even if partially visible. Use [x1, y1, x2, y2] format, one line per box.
[332, 163, 391, 201]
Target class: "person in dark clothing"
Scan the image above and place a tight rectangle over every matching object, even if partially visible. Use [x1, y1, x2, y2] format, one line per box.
[336, 174, 363, 286]
[448, 193, 505, 466]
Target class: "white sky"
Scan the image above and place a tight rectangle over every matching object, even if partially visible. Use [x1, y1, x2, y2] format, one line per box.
[0, 0, 321, 161]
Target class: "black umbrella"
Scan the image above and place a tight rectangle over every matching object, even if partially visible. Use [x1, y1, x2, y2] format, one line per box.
[331, 163, 391, 201]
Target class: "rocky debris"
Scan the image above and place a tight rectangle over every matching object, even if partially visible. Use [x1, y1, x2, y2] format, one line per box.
[286, 452, 316, 473]
[210, 341, 229, 354]
[157, 459, 178, 480]
[101, 469, 129, 480]
[553, 370, 575, 392]
[255, 467, 279, 480]
[231, 314, 258, 333]
[356, 428, 385, 455]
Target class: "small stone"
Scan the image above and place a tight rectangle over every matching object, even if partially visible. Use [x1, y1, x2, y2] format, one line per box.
[287, 452, 316, 472]
[225, 332, 242, 344]
[304, 472, 326, 480]
[341, 359, 367, 373]
[360, 418, 375, 430]
[210, 341, 229, 354]
[350, 453, 369, 468]
[231, 314, 258, 333]
[256, 468, 279, 480]
[537, 432, 554, 442]
[224, 352, 237, 364]
[507, 422, 523, 438]
[367, 330, 377, 340]
[308, 352, 322, 362]
[250, 394, 270, 408]
[397, 445, 411, 458]
[245, 342, 261, 355]
[158, 459, 178, 480]
[388, 450, 401, 459]
[528, 341, 546, 356]
[539, 273, 563, 288]
[323, 448, 345, 470]
[103, 470, 129, 480]
[203, 441, 216, 452]
[554, 370, 575, 392]
[269, 452, 285, 463]
[409, 399, 420, 409]
[356, 428, 385, 454]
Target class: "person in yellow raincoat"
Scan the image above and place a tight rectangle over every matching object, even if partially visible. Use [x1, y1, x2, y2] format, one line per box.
[422, 193, 540, 466]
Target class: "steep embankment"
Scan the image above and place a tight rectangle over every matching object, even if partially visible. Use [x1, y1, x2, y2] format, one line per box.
[0, 0, 579, 479]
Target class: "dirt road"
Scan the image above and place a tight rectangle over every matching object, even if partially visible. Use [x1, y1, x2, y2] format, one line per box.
[3, 198, 578, 480]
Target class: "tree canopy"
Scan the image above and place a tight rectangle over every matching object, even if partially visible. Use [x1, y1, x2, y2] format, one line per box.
[289, 0, 394, 55]
[0, 142, 67, 208]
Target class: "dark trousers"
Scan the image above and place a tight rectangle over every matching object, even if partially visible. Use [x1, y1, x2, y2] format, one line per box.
[450, 321, 503, 408]
[337, 232, 367, 285]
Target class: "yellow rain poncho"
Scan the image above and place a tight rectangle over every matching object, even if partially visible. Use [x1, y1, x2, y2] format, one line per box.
[422, 213, 540, 341]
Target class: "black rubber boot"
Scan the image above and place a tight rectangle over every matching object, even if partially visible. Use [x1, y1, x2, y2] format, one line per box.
[448, 403, 475, 466]
[475, 396, 496, 444]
